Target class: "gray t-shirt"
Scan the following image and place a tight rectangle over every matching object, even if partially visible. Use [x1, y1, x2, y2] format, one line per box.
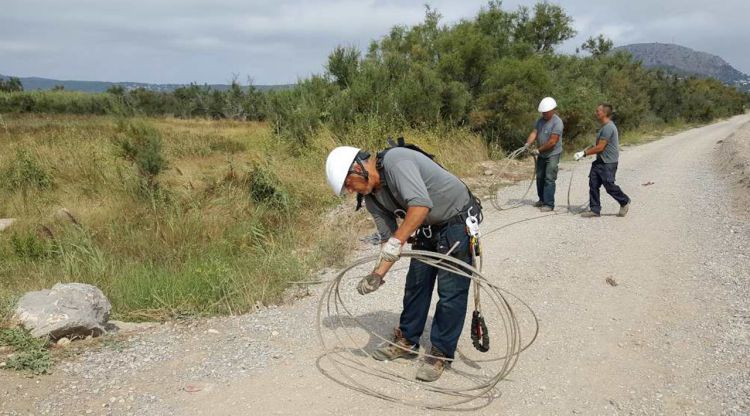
[365, 147, 471, 240]
[534, 114, 564, 158]
[596, 121, 619, 163]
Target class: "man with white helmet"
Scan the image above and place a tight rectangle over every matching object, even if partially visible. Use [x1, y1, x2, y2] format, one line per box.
[325, 141, 482, 382]
[525, 97, 564, 212]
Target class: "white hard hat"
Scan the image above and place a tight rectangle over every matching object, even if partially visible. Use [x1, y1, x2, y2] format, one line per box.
[326, 146, 361, 196]
[538, 97, 557, 112]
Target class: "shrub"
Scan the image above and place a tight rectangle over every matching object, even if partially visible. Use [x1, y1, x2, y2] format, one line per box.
[115, 120, 168, 187]
[248, 166, 294, 211]
[2, 149, 53, 192]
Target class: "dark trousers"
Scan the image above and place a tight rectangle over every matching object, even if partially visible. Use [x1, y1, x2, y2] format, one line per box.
[535, 154, 560, 208]
[588, 160, 630, 214]
[400, 222, 472, 359]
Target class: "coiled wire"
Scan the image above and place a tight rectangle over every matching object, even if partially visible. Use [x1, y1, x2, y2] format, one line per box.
[489, 146, 537, 211]
[316, 250, 539, 411]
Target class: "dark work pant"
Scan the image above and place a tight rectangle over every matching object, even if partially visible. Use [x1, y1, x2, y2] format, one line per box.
[588, 160, 630, 214]
[535, 154, 560, 208]
[399, 222, 472, 359]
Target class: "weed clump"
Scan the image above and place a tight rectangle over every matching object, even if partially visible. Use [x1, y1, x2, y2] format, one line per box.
[114, 120, 168, 195]
[248, 166, 294, 211]
[10, 231, 53, 260]
[2, 150, 53, 192]
[0, 328, 52, 375]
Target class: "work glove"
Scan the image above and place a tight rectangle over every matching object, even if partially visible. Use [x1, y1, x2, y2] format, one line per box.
[574, 151, 585, 161]
[357, 272, 384, 295]
[379, 237, 403, 263]
[530, 148, 540, 156]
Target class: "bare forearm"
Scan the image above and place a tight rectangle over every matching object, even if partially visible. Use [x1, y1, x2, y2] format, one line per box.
[374, 206, 430, 276]
[393, 206, 430, 243]
[537, 134, 560, 153]
[585, 141, 606, 156]
[526, 130, 537, 146]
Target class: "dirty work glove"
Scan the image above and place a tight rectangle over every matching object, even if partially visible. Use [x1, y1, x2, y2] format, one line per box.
[530, 148, 540, 156]
[379, 237, 403, 263]
[357, 272, 384, 295]
[574, 151, 585, 161]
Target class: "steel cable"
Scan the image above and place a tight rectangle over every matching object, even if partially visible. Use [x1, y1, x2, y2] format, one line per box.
[316, 250, 539, 411]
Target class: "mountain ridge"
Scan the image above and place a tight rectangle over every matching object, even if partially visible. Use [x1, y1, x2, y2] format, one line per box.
[0, 74, 291, 93]
[614, 42, 750, 91]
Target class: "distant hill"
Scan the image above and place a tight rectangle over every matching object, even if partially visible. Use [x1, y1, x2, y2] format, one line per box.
[614, 43, 750, 92]
[0, 74, 292, 93]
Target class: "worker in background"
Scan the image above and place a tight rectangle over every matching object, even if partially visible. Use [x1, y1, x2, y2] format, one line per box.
[525, 97, 564, 212]
[325, 142, 482, 382]
[574, 103, 631, 217]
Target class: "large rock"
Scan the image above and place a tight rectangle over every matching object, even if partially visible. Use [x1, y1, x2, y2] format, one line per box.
[13, 283, 112, 339]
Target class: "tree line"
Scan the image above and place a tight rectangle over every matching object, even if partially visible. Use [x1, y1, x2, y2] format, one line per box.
[1, 1, 747, 151]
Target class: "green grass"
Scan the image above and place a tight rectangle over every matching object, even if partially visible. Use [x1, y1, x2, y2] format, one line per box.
[0, 327, 52, 375]
[0, 114, 489, 322]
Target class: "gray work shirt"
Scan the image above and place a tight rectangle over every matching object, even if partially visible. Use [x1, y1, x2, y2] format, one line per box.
[534, 114, 564, 158]
[596, 121, 620, 163]
[365, 147, 471, 240]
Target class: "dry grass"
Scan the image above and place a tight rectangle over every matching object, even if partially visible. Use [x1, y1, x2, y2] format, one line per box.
[0, 114, 489, 321]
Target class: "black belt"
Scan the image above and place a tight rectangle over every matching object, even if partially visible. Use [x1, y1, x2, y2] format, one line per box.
[418, 198, 482, 238]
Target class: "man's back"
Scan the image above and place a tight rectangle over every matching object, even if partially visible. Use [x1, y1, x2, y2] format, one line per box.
[368, 147, 470, 229]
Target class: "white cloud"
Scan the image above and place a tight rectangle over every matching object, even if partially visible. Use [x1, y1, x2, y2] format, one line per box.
[1, 0, 749, 83]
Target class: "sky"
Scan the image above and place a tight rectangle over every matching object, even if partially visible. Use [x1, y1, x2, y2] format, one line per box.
[1, 0, 748, 85]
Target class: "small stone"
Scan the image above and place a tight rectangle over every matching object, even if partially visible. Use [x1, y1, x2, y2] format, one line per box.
[56, 338, 72, 347]
[207, 329, 219, 334]
[0, 218, 15, 232]
[271, 331, 279, 337]
[483, 169, 494, 176]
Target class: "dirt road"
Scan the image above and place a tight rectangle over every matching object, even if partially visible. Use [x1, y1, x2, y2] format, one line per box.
[2, 115, 749, 416]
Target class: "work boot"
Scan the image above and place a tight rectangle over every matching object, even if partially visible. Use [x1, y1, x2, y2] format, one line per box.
[618, 202, 631, 217]
[533, 201, 544, 208]
[540, 206, 553, 212]
[416, 347, 448, 382]
[580, 211, 600, 218]
[371, 328, 417, 361]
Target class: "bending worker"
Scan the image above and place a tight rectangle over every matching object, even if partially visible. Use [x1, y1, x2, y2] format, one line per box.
[574, 103, 631, 217]
[325, 143, 482, 382]
[525, 96, 564, 212]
